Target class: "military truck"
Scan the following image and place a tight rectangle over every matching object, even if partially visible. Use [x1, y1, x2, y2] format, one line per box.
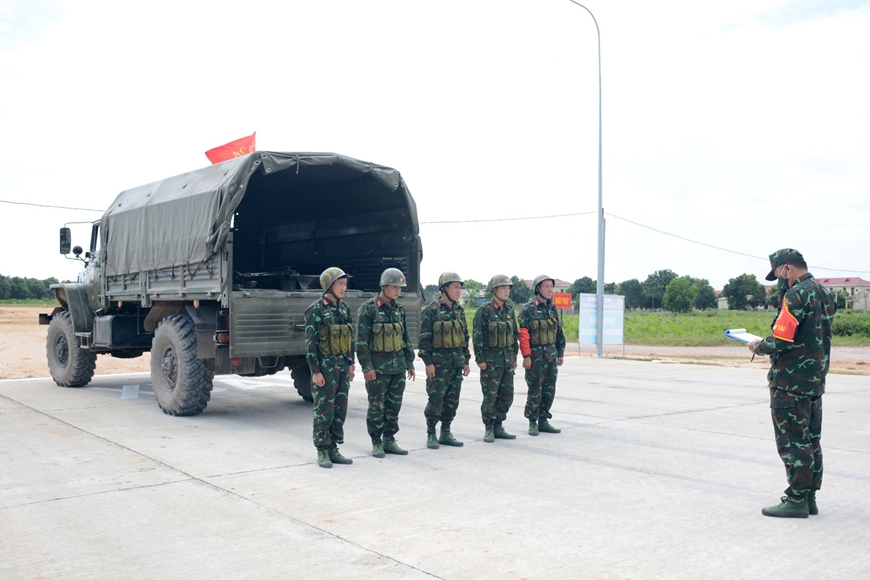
[41, 152, 423, 415]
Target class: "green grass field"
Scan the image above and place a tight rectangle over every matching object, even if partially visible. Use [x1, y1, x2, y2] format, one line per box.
[464, 306, 870, 347]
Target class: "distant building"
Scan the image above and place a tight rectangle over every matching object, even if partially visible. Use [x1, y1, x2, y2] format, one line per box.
[816, 277, 870, 297]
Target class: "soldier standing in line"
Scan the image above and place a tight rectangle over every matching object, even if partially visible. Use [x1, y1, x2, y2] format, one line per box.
[518, 275, 566, 436]
[356, 268, 416, 458]
[419, 272, 470, 449]
[304, 267, 356, 469]
[472, 274, 519, 443]
[748, 249, 836, 518]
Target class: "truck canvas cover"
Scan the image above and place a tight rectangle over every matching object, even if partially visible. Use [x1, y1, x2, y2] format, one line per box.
[101, 152, 419, 277]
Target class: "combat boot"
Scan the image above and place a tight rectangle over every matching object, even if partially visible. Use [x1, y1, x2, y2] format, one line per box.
[328, 446, 353, 465]
[808, 491, 818, 516]
[427, 433, 440, 449]
[528, 420, 539, 436]
[439, 430, 464, 447]
[761, 496, 809, 518]
[372, 441, 386, 458]
[317, 448, 333, 469]
[382, 438, 409, 455]
[493, 424, 516, 440]
[538, 419, 561, 434]
[484, 427, 495, 443]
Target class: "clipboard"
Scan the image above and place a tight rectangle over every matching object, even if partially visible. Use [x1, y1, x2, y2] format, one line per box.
[723, 328, 762, 344]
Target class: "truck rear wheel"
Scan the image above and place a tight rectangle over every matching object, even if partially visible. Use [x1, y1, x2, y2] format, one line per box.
[46, 311, 96, 387]
[151, 314, 214, 416]
[291, 366, 314, 402]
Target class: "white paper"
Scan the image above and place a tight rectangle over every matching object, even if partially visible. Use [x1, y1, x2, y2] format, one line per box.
[723, 328, 763, 343]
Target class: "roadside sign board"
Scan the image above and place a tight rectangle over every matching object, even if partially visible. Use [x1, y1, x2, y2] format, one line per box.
[553, 293, 572, 309]
[578, 293, 625, 345]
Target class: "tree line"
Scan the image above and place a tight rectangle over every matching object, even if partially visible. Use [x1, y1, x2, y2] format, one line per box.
[570, 270, 848, 312]
[567, 270, 719, 312]
[424, 270, 795, 313]
[0, 274, 59, 300]
[422, 268, 860, 312]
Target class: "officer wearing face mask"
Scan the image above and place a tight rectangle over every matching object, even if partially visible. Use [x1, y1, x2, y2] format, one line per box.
[748, 249, 836, 519]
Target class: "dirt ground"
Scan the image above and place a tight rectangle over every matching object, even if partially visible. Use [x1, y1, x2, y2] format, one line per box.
[2, 305, 867, 380]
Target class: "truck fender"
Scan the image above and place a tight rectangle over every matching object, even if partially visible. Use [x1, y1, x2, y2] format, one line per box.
[143, 302, 185, 333]
[50, 283, 94, 333]
[185, 302, 219, 359]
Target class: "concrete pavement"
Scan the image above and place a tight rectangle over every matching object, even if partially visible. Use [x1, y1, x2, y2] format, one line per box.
[1, 357, 869, 579]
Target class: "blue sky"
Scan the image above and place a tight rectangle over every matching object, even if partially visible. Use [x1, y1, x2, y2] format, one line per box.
[1, 0, 868, 290]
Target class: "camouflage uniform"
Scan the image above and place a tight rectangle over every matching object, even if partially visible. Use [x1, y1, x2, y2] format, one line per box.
[356, 297, 415, 443]
[473, 298, 519, 429]
[419, 298, 470, 434]
[518, 298, 566, 423]
[305, 294, 354, 452]
[753, 256, 836, 502]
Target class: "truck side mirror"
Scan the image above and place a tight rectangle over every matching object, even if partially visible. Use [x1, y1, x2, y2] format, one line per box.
[60, 228, 71, 255]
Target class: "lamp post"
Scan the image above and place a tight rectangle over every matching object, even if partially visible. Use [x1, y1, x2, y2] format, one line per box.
[566, 1, 604, 356]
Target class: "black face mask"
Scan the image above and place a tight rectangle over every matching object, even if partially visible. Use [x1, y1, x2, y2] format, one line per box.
[777, 267, 790, 298]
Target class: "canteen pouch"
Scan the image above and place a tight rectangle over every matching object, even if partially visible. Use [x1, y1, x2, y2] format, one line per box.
[545, 318, 558, 344]
[372, 322, 405, 352]
[433, 320, 445, 349]
[486, 321, 511, 348]
[372, 323, 385, 352]
[530, 318, 559, 345]
[318, 324, 353, 355]
[433, 320, 466, 349]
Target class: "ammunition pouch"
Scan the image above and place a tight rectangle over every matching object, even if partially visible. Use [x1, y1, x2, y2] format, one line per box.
[486, 320, 513, 348]
[433, 319, 467, 349]
[371, 322, 406, 353]
[318, 324, 353, 355]
[529, 318, 559, 346]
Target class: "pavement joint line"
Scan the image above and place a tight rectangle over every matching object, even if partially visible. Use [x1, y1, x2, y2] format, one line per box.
[0, 479, 193, 511]
[1, 392, 445, 579]
[594, 400, 767, 423]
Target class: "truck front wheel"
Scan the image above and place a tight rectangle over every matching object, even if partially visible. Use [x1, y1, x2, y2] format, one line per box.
[151, 314, 214, 416]
[46, 311, 96, 387]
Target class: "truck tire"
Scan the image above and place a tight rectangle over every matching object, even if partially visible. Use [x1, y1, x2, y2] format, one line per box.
[291, 366, 314, 402]
[151, 314, 214, 416]
[46, 310, 96, 388]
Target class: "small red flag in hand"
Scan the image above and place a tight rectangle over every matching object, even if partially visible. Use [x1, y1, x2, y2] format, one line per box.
[205, 132, 256, 164]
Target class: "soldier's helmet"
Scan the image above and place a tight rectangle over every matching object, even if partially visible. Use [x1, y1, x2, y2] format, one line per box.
[380, 268, 407, 287]
[487, 274, 513, 292]
[320, 267, 349, 291]
[438, 272, 464, 290]
[533, 274, 556, 294]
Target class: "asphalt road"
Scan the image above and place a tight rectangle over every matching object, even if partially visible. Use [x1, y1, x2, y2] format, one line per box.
[2, 358, 869, 579]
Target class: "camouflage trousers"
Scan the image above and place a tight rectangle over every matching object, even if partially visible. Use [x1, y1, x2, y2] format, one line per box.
[770, 390, 823, 499]
[480, 364, 514, 428]
[524, 354, 558, 422]
[424, 366, 463, 433]
[366, 373, 406, 442]
[312, 364, 350, 450]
